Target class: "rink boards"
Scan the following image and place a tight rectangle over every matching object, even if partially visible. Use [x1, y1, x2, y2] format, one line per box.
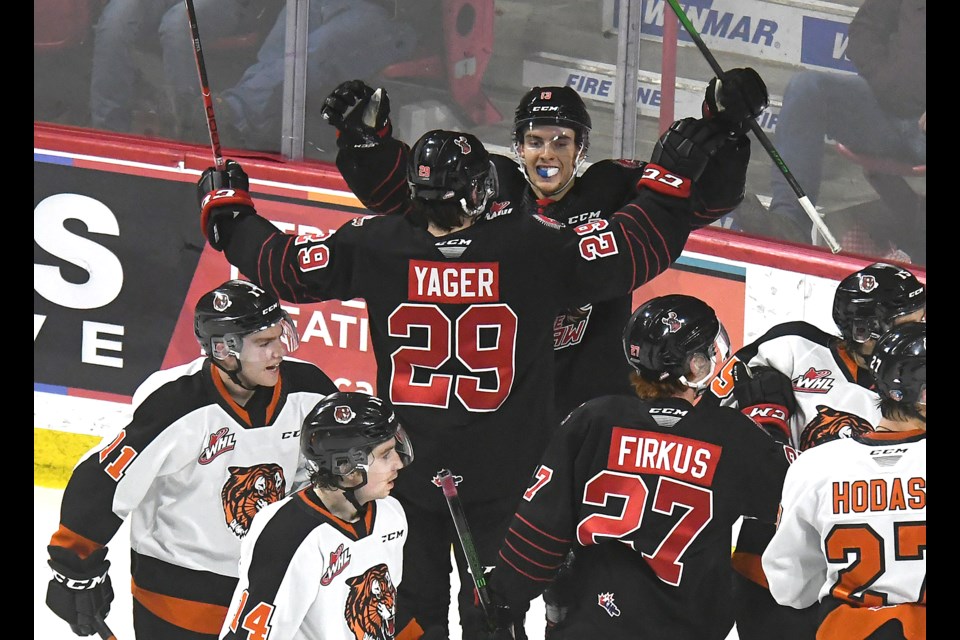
[33, 123, 923, 487]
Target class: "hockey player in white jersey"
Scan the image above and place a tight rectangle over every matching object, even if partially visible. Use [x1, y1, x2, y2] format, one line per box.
[45, 280, 338, 639]
[220, 391, 416, 640]
[762, 321, 926, 639]
[701, 261, 926, 639]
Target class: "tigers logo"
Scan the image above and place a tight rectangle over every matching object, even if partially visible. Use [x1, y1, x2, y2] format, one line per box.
[798, 405, 874, 452]
[661, 311, 682, 333]
[321, 543, 352, 586]
[335, 405, 355, 423]
[597, 592, 621, 618]
[220, 463, 286, 538]
[344, 564, 397, 640]
[858, 274, 878, 293]
[454, 136, 472, 154]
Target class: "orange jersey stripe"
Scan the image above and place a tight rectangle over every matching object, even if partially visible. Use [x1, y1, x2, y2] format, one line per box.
[132, 579, 229, 635]
[818, 602, 925, 640]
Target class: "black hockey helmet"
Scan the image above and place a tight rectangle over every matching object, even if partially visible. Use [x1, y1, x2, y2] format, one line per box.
[833, 262, 926, 345]
[194, 279, 299, 360]
[407, 129, 498, 218]
[513, 86, 592, 151]
[300, 392, 414, 491]
[869, 322, 926, 405]
[623, 294, 731, 392]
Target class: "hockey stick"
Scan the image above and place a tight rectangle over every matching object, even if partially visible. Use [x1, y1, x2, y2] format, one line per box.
[663, 0, 842, 254]
[184, 0, 225, 170]
[93, 615, 117, 640]
[437, 469, 497, 632]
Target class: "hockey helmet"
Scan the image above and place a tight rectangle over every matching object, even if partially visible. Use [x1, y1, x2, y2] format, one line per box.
[833, 263, 926, 344]
[513, 86, 592, 151]
[407, 129, 498, 218]
[869, 322, 926, 405]
[194, 279, 299, 360]
[623, 294, 731, 392]
[300, 392, 414, 490]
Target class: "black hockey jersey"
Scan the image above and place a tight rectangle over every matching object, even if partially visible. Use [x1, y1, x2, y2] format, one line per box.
[489, 395, 791, 640]
[335, 140, 746, 422]
[222, 182, 691, 511]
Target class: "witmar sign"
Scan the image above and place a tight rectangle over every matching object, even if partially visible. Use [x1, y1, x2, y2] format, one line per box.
[602, 0, 858, 73]
[34, 154, 376, 401]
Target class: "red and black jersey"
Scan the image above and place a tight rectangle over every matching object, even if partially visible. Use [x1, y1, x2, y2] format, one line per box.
[489, 394, 792, 640]
[222, 170, 692, 511]
[335, 140, 746, 422]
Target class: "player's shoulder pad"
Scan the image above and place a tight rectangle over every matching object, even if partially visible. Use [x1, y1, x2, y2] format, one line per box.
[753, 320, 834, 348]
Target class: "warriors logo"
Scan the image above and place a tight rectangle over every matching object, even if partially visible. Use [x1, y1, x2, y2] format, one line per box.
[220, 463, 286, 538]
[344, 564, 397, 640]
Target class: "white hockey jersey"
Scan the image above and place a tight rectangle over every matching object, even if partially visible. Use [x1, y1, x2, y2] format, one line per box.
[707, 321, 879, 450]
[220, 488, 408, 640]
[51, 356, 337, 633]
[762, 429, 926, 612]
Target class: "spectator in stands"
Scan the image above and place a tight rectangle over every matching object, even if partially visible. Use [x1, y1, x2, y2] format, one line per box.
[213, 0, 422, 153]
[735, 0, 925, 257]
[89, 0, 261, 139]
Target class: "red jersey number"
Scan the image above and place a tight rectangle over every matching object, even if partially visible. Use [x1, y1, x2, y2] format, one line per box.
[388, 303, 517, 411]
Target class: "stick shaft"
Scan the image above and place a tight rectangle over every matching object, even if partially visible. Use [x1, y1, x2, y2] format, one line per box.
[663, 0, 841, 254]
[438, 469, 495, 629]
[184, 0, 224, 170]
[94, 616, 117, 640]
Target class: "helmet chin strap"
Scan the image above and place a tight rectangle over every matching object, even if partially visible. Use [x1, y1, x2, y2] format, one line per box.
[211, 358, 259, 391]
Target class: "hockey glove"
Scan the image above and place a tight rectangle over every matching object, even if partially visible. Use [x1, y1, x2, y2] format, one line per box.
[197, 160, 255, 251]
[702, 67, 768, 136]
[47, 545, 114, 637]
[472, 582, 521, 639]
[321, 79, 392, 149]
[732, 362, 797, 444]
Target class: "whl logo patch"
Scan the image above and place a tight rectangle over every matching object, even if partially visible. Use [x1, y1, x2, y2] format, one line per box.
[320, 543, 352, 586]
[792, 367, 835, 394]
[199, 428, 236, 464]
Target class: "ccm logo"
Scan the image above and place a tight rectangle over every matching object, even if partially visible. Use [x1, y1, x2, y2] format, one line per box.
[382, 530, 405, 542]
[281, 430, 300, 439]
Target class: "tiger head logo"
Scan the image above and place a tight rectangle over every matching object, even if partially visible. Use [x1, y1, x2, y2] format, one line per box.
[798, 405, 874, 451]
[344, 563, 396, 640]
[220, 463, 286, 538]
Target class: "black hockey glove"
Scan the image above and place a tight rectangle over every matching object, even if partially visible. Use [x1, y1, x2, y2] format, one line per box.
[472, 581, 522, 639]
[197, 159, 255, 251]
[702, 67, 768, 136]
[47, 545, 114, 637]
[645, 116, 734, 186]
[732, 361, 798, 444]
[544, 550, 576, 638]
[320, 79, 392, 149]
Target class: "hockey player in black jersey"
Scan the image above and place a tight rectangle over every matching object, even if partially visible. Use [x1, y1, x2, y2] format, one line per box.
[220, 391, 416, 639]
[701, 261, 926, 640]
[197, 109, 752, 638]
[480, 294, 792, 639]
[319, 69, 768, 422]
[46, 280, 338, 639]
